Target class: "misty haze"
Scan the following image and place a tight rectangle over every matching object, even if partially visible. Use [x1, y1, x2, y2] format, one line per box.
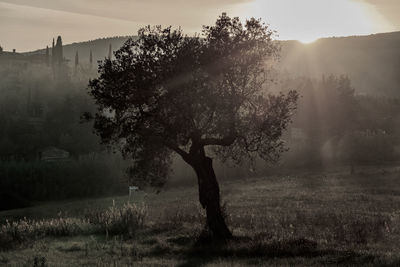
[1, 1, 400, 266]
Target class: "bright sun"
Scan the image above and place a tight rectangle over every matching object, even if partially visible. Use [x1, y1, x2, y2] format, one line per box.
[235, 0, 393, 42]
[298, 37, 318, 44]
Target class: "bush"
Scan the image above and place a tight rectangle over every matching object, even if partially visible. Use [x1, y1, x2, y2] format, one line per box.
[86, 202, 147, 238]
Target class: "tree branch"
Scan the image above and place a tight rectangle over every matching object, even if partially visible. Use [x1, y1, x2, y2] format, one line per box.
[165, 142, 191, 163]
[201, 134, 236, 147]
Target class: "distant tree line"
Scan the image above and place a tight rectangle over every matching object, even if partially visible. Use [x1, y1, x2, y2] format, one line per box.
[0, 61, 100, 160]
[0, 55, 130, 210]
[277, 75, 400, 167]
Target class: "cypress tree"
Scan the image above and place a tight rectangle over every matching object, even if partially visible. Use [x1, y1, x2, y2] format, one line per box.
[56, 36, 63, 64]
[75, 50, 79, 66]
[74, 50, 79, 76]
[51, 38, 55, 66]
[89, 50, 93, 68]
[108, 43, 112, 59]
[45, 46, 49, 66]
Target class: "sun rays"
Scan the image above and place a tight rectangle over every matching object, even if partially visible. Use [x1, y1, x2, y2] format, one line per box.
[238, 0, 395, 43]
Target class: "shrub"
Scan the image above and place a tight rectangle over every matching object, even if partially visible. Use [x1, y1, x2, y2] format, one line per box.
[86, 202, 147, 238]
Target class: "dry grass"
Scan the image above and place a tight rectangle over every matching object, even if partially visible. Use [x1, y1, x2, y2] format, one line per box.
[0, 202, 147, 250]
[1, 167, 400, 266]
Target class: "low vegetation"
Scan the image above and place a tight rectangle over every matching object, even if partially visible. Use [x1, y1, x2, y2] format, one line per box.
[1, 167, 400, 266]
[0, 202, 146, 250]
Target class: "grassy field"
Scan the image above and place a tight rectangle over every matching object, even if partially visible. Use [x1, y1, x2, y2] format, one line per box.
[1, 166, 400, 266]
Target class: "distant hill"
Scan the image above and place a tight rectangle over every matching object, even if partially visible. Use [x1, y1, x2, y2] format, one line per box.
[279, 31, 400, 96]
[62, 36, 133, 64]
[28, 32, 400, 96]
[27, 36, 133, 65]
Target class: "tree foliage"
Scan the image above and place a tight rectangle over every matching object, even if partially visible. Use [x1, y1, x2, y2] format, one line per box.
[89, 14, 298, 186]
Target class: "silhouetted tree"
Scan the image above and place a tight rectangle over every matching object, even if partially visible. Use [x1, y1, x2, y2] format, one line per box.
[55, 36, 63, 64]
[89, 50, 93, 68]
[74, 51, 79, 76]
[45, 46, 50, 66]
[51, 38, 55, 67]
[319, 75, 356, 137]
[88, 14, 298, 239]
[51, 36, 68, 80]
[75, 51, 79, 66]
[108, 44, 112, 59]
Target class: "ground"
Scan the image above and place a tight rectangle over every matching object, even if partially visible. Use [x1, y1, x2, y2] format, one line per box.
[1, 166, 400, 266]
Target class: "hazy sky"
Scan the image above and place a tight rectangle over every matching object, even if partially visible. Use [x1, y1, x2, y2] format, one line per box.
[0, 0, 399, 52]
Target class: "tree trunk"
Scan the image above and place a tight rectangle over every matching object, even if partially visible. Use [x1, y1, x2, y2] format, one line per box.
[191, 155, 232, 240]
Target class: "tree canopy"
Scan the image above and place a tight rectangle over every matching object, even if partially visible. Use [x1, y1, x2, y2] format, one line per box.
[89, 13, 298, 238]
[90, 14, 297, 181]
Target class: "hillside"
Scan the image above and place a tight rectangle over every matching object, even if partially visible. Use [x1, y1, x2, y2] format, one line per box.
[28, 36, 132, 65]
[279, 31, 400, 96]
[28, 32, 400, 96]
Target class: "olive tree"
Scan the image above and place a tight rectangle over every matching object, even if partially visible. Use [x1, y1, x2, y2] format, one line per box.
[88, 13, 298, 239]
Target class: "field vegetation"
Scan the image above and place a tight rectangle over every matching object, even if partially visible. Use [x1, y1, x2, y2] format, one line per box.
[1, 167, 400, 266]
